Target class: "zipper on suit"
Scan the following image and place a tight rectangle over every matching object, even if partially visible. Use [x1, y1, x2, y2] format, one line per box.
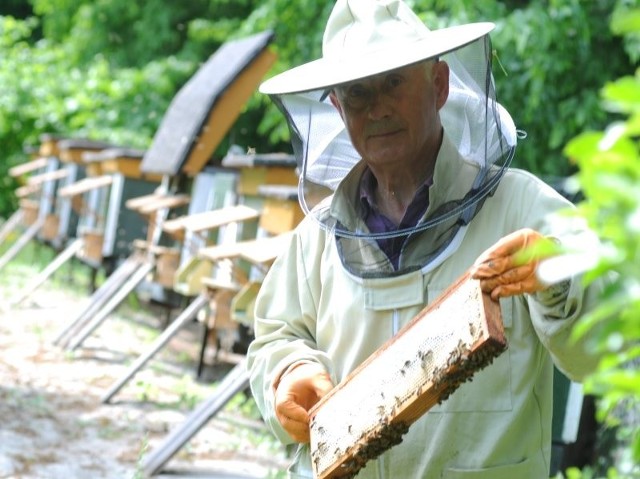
[376, 449, 386, 479]
[392, 309, 400, 336]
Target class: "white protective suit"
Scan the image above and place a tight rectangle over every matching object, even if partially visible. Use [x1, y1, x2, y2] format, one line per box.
[248, 132, 603, 479]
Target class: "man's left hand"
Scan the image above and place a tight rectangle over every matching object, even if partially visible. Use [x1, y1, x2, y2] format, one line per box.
[470, 228, 556, 300]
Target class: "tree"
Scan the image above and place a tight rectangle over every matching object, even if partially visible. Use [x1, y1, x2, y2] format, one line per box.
[556, 2, 640, 476]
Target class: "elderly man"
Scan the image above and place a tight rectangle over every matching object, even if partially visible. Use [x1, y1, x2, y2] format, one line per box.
[248, 0, 604, 477]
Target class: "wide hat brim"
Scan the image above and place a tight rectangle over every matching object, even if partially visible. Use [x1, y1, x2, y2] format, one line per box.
[260, 22, 494, 95]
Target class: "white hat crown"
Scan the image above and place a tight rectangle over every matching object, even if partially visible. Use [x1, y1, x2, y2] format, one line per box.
[259, 0, 493, 94]
[322, 0, 430, 61]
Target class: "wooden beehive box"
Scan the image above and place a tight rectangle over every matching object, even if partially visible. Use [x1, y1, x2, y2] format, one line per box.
[154, 247, 181, 289]
[20, 199, 40, 227]
[308, 271, 506, 479]
[41, 213, 60, 240]
[80, 229, 105, 263]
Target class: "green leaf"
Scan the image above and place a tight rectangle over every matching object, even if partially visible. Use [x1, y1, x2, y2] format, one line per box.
[602, 76, 640, 114]
[611, 8, 640, 36]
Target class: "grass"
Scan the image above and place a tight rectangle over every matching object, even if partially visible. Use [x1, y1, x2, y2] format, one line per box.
[132, 435, 149, 479]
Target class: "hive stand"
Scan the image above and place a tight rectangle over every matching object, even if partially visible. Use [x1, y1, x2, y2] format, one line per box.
[51, 30, 277, 351]
[0, 154, 47, 246]
[140, 226, 294, 479]
[0, 136, 128, 275]
[100, 151, 300, 404]
[142, 357, 252, 479]
[0, 141, 69, 272]
[52, 174, 189, 351]
[192, 150, 301, 376]
[56, 165, 248, 354]
[137, 153, 300, 477]
[6, 139, 155, 309]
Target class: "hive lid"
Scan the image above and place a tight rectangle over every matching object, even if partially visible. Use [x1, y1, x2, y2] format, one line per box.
[140, 30, 275, 177]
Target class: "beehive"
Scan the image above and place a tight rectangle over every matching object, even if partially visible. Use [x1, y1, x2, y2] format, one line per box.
[308, 272, 506, 479]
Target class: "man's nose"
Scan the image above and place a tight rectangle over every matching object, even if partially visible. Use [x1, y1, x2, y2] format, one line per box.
[366, 90, 393, 120]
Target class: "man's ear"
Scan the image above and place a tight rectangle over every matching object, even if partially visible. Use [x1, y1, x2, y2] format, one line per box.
[329, 91, 344, 119]
[433, 61, 450, 110]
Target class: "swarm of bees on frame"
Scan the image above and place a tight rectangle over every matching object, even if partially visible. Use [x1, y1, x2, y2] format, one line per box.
[311, 419, 410, 479]
[432, 335, 507, 404]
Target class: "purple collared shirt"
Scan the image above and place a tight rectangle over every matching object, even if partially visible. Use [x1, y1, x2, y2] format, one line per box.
[360, 168, 432, 270]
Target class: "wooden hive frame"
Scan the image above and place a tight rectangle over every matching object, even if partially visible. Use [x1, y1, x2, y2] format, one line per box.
[308, 271, 506, 479]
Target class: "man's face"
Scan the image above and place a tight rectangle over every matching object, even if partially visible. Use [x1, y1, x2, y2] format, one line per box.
[330, 61, 449, 170]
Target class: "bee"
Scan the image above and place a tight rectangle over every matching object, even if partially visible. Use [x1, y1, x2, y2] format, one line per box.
[419, 349, 434, 369]
[446, 350, 459, 368]
[469, 322, 477, 338]
[316, 441, 328, 455]
[342, 459, 359, 473]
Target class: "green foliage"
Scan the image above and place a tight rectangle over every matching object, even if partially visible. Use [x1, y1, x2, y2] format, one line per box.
[0, 13, 198, 216]
[0, 0, 634, 219]
[234, 0, 335, 146]
[0, 0, 33, 19]
[611, 0, 640, 62]
[560, 3, 640, 476]
[491, 0, 631, 176]
[33, 0, 200, 67]
[558, 466, 623, 479]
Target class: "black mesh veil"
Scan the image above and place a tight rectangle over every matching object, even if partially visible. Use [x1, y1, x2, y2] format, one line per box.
[269, 34, 517, 278]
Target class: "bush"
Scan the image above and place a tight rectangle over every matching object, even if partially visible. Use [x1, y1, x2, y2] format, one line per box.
[558, 3, 640, 477]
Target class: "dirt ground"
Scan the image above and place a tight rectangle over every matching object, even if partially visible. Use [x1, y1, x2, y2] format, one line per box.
[0, 253, 290, 479]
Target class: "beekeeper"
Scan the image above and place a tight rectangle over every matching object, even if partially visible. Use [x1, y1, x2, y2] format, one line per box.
[248, 0, 604, 477]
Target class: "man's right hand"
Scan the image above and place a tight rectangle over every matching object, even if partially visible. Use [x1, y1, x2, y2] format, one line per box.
[274, 362, 334, 443]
